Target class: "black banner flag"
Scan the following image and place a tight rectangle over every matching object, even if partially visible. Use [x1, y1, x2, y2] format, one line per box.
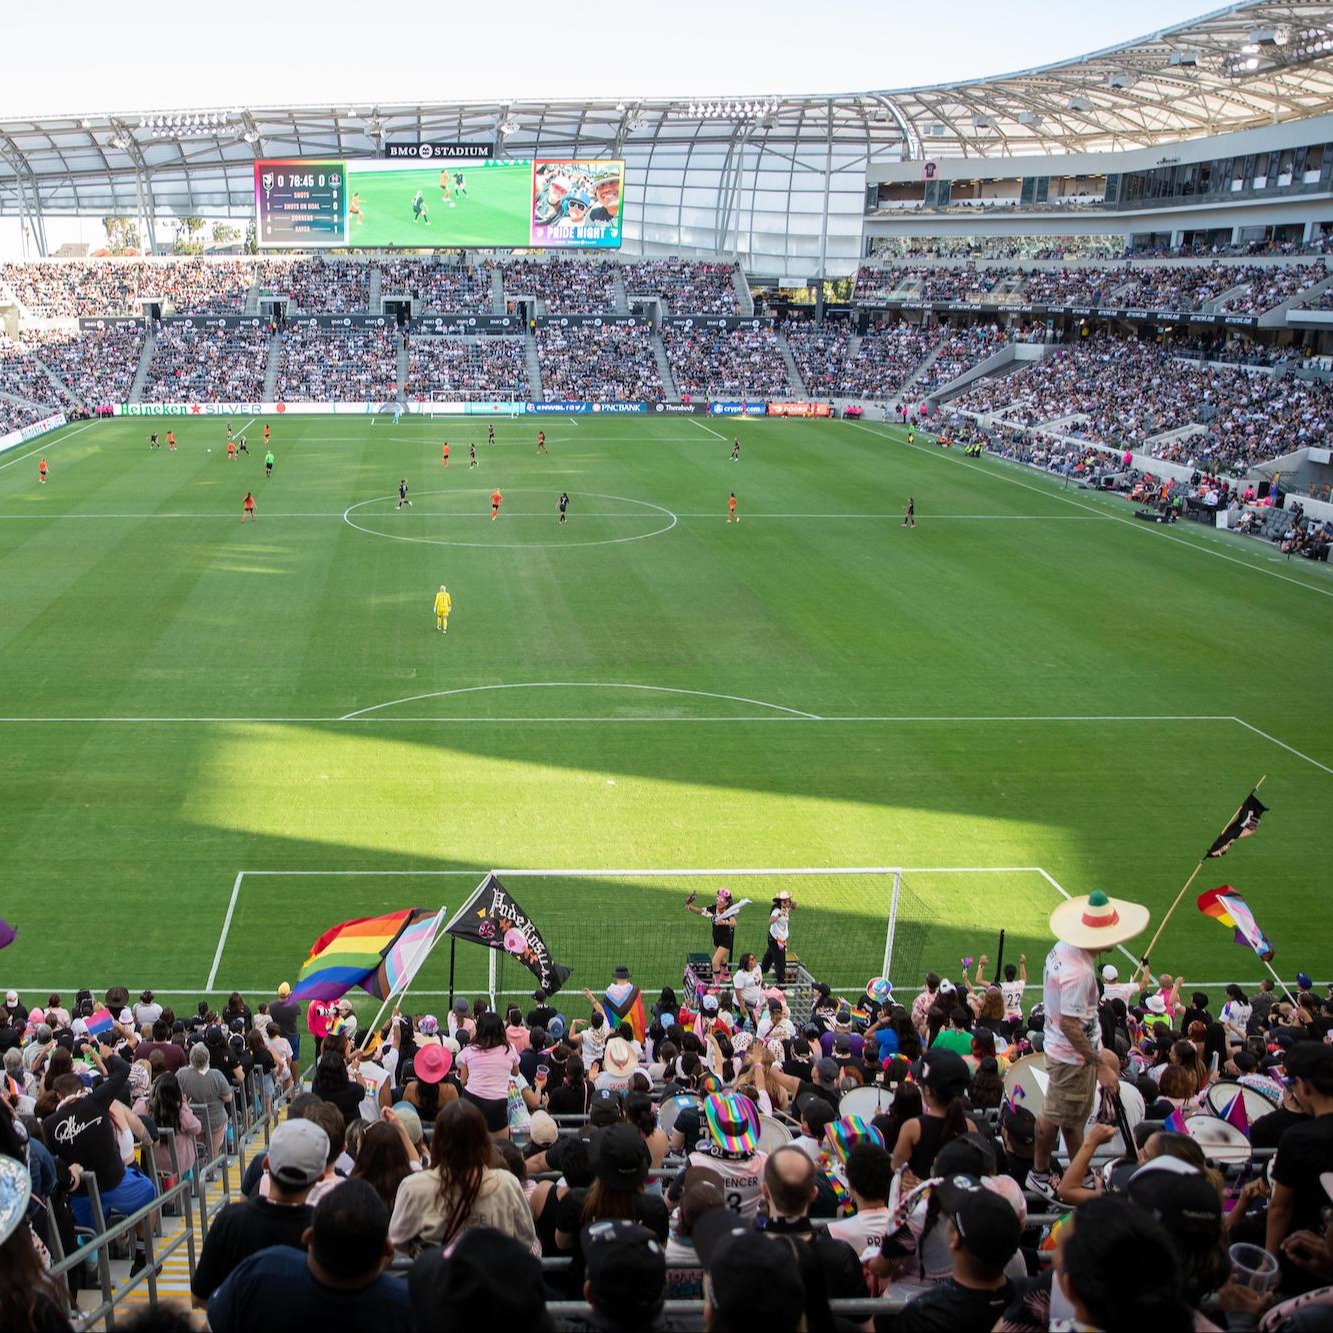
[445, 874, 571, 995]
[1206, 792, 1268, 858]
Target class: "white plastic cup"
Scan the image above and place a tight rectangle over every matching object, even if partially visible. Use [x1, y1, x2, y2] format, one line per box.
[1229, 1242, 1281, 1292]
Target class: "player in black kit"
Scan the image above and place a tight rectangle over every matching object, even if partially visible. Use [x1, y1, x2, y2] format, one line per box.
[398, 479, 412, 508]
[902, 497, 915, 528]
[558, 492, 569, 524]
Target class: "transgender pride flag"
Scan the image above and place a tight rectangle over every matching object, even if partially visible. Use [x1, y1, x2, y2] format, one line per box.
[362, 907, 446, 1001]
[292, 907, 445, 1003]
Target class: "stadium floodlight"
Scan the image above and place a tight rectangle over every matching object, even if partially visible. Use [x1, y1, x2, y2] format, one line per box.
[1246, 56, 1261, 69]
[1250, 28, 1278, 45]
[1169, 50, 1200, 66]
[242, 130, 259, 144]
[1017, 111, 1042, 125]
[1066, 95, 1095, 112]
[1107, 71, 1137, 89]
[109, 134, 128, 150]
[615, 101, 626, 113]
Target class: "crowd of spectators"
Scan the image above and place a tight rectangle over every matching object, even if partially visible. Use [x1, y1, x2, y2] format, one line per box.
[621, 260, 740, 313]
[378, 260, 496, 313]
[956, 335, 1333, 468]
[840, 323, 946, 398]
[404, 336, 529, 402]
[535, 325, 665, 401]
[24, 326, 146, 407]
[5, 929, 1333, 1333]
[781, 322, 851, 395]
[869, 234, 1124, 260]
[663, 326, 793, 397]
[914, 325, 1014, 393]
[140, 325, 271, 402]
[0, 398, 55, 436]
[503, 259, 618, 314]
[0, 334, 61, 407]
[1216, 261, 1329, 314]
[275, 326, 400, 402]
[0, 260, 255, 317]
[253, 260, 370, 314]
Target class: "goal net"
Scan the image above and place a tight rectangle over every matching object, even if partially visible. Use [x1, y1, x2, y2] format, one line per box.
[436, 869, 929, 1006]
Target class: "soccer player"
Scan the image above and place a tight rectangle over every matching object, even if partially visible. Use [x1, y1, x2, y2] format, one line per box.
[439, 170, 454, 207]
[149, 431, 160, 449]
[237, 435, 249, 455]
[490, 488, 503, 521]
[166, 430, 177, 451]
[263, 424, 271, 445]
[536, 430, 547, 455]
[265, 449, 274, 478]
[433, 584, 452, 634]
[38, 457, 47, 484]
[469, 443, 477, 468]
[226, 421, 234, 440]
[349, 192, 364, 225]
[558, 492, 569, 524]
[902, 497, 915, 529]
[727, 492, 737, 523]
[242, 491, 255, 522]
[441, 442, 450, 468]
[487, 424, 494, 445]
[391, 401, 403, 426]
[412, 190, 430, 225]
[226, 439, 237, 461]
[730, 438, 740, 462]
[398, 479, 412, 508]
[907, 425, 915, 445]
[451, 170, 469, 199]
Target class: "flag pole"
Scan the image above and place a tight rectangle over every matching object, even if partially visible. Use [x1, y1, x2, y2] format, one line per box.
[1261, 957, 1300, 1007]
[360, 907, 448, 1047]
[1140, 776, 1266, 968]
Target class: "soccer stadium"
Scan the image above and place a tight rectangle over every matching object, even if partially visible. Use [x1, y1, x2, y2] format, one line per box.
[1, 1, 1332, 1326]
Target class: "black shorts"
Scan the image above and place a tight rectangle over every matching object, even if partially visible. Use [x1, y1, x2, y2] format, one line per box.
[462, 1089, 509, 1132]
[711, 922, 733, 949]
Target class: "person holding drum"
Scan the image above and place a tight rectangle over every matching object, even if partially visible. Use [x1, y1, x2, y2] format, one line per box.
[1027, 889, 1150, 1204]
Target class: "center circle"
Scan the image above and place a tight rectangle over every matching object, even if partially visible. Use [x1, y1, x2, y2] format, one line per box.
[341, 489, 678, 549]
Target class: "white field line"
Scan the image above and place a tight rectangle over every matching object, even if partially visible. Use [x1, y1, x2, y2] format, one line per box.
[205, 872, 245, 990]
[847, 420, 1333, 601]
[690, 417, 727, 441]
[0, 511, 1107, 521]
[1231, 716, 1333, 777]
[1033, 866, 1143, 970]
[0, 420, 98, 473]
[0, 713, 1234, 724]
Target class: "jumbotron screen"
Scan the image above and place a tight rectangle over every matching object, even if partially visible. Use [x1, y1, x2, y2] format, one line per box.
[254, 157, 624, 250]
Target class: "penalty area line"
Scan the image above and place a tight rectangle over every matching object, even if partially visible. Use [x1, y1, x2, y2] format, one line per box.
[205, 871, 245, 990]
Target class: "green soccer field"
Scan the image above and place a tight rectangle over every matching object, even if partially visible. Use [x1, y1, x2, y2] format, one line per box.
[346, 162, 534, 248]
[0, 413, 1329, 1019]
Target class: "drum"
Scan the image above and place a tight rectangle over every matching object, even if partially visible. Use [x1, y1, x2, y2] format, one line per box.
[757, 1114, 793, 1154]
[1002, 1053, 1051, 1119]
[1184, 1114, 1253, 1167]
[658, 1094, 701, 1138]
[1205, 1078, 1281, 1126]
[839, 1085, 896, 1120]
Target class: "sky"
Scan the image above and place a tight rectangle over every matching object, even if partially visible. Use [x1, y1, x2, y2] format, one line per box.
[1, 0, 1219, 116]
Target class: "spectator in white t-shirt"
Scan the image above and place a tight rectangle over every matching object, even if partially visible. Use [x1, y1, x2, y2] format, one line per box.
[976, 954, 1027, 1022]
[1100, 962, 1148, 1007]
[827, 1141, 894, 1255]
[1027, 891, 1149, 1203]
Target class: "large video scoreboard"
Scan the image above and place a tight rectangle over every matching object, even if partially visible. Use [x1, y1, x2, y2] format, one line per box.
[254, 157, 624, 250]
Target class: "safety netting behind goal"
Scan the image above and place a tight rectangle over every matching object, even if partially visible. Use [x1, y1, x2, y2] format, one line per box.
[446, 869, 927, 1005]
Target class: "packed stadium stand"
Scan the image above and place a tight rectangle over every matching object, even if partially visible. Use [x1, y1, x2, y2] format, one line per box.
[275, 325, 399, 402]
[535, 323, 665, 401]
[621, 260, 740, 313]
[662, 325, 793, 397]
[502, 258, 619, 313]
[378, 258, 496, 313]
[404, 335, 529, 401]
[139, 324, 271, 403]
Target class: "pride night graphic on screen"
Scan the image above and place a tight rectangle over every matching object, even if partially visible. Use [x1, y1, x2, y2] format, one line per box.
[252, 156, 624, 249]
[254, 160, 346, 246]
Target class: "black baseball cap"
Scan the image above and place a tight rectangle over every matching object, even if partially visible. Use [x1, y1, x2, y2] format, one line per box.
[1127, 1159, 1222, 1239]
[589, 1088, 623, 1127]
[408, 1226, 552, 1332]
[1000, 1101, 1037, 1149]
[796, 1095, 838, 1134]
[582, 1219, 665, 1322]
[1284, 1041, 1333, 1089]
[692, 1208, 805, 1329]
[591, 1123, 650, 1190]
[934, 1175, 1022, 1267]
[913, 1048, 971, 1098]
[933, 1132, 997, 1179]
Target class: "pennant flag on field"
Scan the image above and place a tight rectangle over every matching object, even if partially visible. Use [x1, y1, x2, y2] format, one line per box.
[1197, 887, 1275, 963]
[1222, 1092, 1250, 1139]
[85, 1006, 115, 1038]
[445, 874, 571, 996]
[1206, 792, 1268, 858]
[1163, 1107, 1188, 1135]
[0, 919, 16, 950]
[292, 907, 441, 1003]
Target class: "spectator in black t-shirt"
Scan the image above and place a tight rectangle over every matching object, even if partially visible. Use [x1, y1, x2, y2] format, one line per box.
[889, 1174, 1025, 1333]
[1267, 1042, 1333, 1264]
[191, 1118, 327, 1305]
[527, 990, 559, 1031]
[270, 983, 302, 1061]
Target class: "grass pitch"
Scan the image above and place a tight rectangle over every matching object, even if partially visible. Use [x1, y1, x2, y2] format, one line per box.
[0, 413, 1329, 1014]
[347, 161, 533, 248]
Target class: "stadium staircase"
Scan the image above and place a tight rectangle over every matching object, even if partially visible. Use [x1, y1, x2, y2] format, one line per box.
[242, 284, 261, 316]
[128, 333, 156, 404]
[367, 266, 383, 314]
[525, 333, 544, 402]
[396, 337, 410, 403]
[1143, 421, 1207, 451]
[490, 265, 506, 314]
[651, 332, 679, 401]
[612, 267, 629, 314]
[892, 341, 946, 404]
[1263, 270, 1333, 327]
[37, 355, 82, 410]
[733, 266, 755, 315]
[921, 342, 1046, 407]
[263, 333, 282, 401]
[775, 330, 808, 398]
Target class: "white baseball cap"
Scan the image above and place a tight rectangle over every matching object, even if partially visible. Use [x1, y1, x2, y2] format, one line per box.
[1102, 965, 1119, 982]
[4, 991, 16, 1005]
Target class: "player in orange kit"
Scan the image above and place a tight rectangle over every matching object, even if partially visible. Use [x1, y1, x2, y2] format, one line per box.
[491, 488, 503, 520]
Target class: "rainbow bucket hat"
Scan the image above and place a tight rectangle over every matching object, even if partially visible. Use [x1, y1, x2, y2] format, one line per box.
[704, 1092, 760, 1157]
[825, 1115, 885, 1164]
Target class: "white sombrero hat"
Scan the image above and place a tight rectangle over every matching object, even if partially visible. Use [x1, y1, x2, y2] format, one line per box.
[1049, 889, 1150, 951]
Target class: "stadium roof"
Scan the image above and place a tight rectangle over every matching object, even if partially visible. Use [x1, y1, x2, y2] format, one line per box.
[3, 0, 1333, 235]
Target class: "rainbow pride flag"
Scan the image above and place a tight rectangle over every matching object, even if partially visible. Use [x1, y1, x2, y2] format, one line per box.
[292, 907, 441, 1003]
[1197, 887, 1275, 962]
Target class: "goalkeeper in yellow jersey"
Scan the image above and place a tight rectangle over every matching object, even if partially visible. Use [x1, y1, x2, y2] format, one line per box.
[433, 584, 453, 634]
